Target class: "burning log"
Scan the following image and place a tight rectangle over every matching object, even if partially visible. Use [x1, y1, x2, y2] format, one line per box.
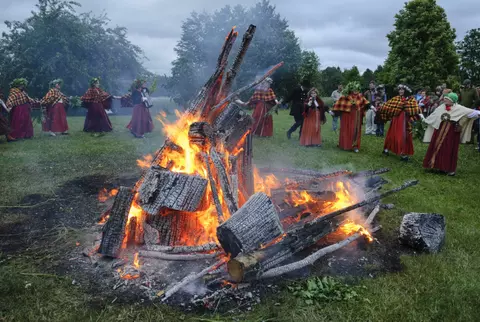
[138, 251, 219, 261]
[399, 213, 445, 253]
[189, 122, 214, 149]
[229, 155, 239, 208]
[138, 166, 208, 214]
[227, 181, 418, 281]
[98, 186, 134, 258]
[242, 133, 254, 196]
[217, 192, 284, 257]
[147, 242, 219, 253]
[212, 104, 253, 152]
[143, 222, 159, 246]
[202, 153, 224, 223]
[148, 210, 204, 246]
[209, 148, 238, 216]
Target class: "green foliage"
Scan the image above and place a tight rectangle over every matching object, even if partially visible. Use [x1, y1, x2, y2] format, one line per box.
[382, 0, 459, 89]
[0, 0, 147, 98]
[362, 68, 375, 88]
[165, 0, 302, 105]
[69, 96, 82, 109]
[457, 28, 480, 84]
[298, 50, 321, 89]
[320, 66, 344, 96]
[342, 66, 363, 85]
[288, 277, 364, 305]
[413, 120, 427, 140]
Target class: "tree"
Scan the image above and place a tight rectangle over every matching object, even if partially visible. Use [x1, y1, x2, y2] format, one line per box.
[0, 0, 146, 98]
[343, 66, 362, 84]
[382, 0, 458, 89]
[320, 66, 344, 96]
[297, 50, 321, 90]
[165, 0, 302, 105]
[457, 28, 480, 84]
[362, 68, 375, 88]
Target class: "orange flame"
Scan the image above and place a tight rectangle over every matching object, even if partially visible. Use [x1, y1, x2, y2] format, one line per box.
[98, 188, 118, 202]
[339, 220, 373, 242]
[117, 268, 140, 280]
[133, 252, 140, 269]
[254, 168, 281, 196]
[137, 154, 153, 169]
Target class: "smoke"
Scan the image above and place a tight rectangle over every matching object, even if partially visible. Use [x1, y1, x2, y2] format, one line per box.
[180, 279, 209, 297]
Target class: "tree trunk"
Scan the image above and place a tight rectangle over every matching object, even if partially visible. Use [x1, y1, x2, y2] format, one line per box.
[399, 213, 446, 253]
[138, 166, 208, 214]
[216, 192, 284, 258]
[98, 186, 134, 258]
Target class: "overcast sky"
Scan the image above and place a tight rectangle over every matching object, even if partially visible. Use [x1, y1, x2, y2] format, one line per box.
[1, 0, 479, 75]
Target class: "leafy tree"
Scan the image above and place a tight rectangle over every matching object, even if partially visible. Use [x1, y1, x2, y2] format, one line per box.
[457, 28, 480, 84]
[382, 0, 458, 89]
[0, 0, 146, 98]
[165, 0, 302, 105]
[361, 68, 375, 88]
[320, 66, 344, 96]
[297, 50, 321, 90]
[343, 66, 362, 84]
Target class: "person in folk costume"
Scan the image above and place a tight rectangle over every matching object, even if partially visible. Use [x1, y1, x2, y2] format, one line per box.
[5, 78, 38, 140]
[379, 84, 423, 161]
[331, 81, 370, 153]
[40, 79, 70, 136]
[0, 88, 15, 142]
[285, 80, 310, 139]
[364, 80, 377, 135]
[81, 77, 119, 133]
[248, 77, 279, 137]
[422, 92, 480, 176]
[300, 88, 327, 147]
[126, 78, 154, 138]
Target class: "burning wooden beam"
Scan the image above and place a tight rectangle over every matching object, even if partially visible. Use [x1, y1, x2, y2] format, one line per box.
[209, 148, 238, 216]
[201, 152, 224, 223]
[212, 104, 253, 152]
[217, 192, 284, 258]
[147, 242, 219, 254]
[98, 186, 134, 258]
[138, 166, 208, 214]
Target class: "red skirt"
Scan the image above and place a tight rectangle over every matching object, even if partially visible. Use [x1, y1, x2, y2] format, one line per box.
[42, 103, 68, 133]
[126, 104, 154, 137]
[10, 103, 34, 139]
[300, 110, 321, 146]
[339, 109, 362, 151]
[384, 111, 414, 156]
[83, 102, 112, 132]
[0, 114, 10, 136]
[423, 121, 460, 173]
[251, 102, 273, 137]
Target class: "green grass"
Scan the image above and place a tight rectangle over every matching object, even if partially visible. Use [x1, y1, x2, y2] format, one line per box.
[1, 111, 480, 321]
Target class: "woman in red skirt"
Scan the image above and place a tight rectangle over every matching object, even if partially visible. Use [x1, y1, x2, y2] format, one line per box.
[300, 88, 326, 147]
[40, 79, 69, 136]
[378, 85, 423, 161]
[248, 78, 278, 137]
[331, 81, 370, 153]
[5, 78, 37, 140]
[81, 77, 116, 133]
[422, 92, 480, 176]
[126, 79, 154, 138]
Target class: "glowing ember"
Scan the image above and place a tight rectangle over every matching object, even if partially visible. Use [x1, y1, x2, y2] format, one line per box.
[287, 190, 314, 207]
[98, 214, 110, 225]
[98, 188, 118, 202]
[339, 220, 373, 242]
[260, 233, 286, 249]
[117, 268, 140, 280]
[121, 196, 145, 249]
[137, 154, 153, 169]
[133, 252, 140, 269]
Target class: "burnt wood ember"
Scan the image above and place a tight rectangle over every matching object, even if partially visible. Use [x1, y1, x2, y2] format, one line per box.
[209, 148, 238, 216]
[139, 251, 219, 261]
[98, 186, 134, 258]
[143, 222, 160, 246]
[138, 166, 208, 214]
[212, 104, 253, 152]
[146, 242, 219, 253]
[242, 133, 254, 197]
[188, 122, 214, 149]
[147, 210, 204, 246]
[217, 192, 284, 258]
[201, 153, 224, 223]
[229, 155, 239, 208]
[399, 213, 445, 253]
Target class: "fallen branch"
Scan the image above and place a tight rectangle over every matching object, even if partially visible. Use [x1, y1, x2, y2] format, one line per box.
[259, 226, 381, 280]
[146, 242, 219, 254]
[365, 205, 380, 225]
[139, 251, 219, 261]
[162, 257, 229, 301]
[259, 167, 350, 178]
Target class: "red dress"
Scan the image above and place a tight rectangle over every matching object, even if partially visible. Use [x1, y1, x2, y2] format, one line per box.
[81, 87, 113, 132]
[41, 89, 69, 133]
[6, 88, 35, 139]
[300, 98, 325, 146]
[249, 87, 276, 137]
[423, 121, 461, 173]
[383, 110, 414, 156]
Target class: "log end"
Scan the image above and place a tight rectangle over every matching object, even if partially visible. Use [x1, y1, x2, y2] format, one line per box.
[399, 213, 446, 253]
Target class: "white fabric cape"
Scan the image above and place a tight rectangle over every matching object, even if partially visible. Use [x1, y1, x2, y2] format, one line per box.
[422, 103, 477, 143]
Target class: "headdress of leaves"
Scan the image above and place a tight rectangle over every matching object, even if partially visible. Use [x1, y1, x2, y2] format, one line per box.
[132, 78, 146, 90]
[342, 81, 361, 95]
[10, 78, 28, 88]
[49, 78, 63, 88]
[89, 77, 101, 87]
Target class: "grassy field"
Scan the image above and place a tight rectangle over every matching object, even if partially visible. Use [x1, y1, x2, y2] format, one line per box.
[1, 111, 480, 321]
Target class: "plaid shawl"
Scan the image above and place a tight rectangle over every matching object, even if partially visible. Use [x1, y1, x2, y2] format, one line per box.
[378, 95, 421, 121]
[81, 87, 111, 104]
[6, 88, 36, 109]
[121, 93, 133, 107]
[249, 88, 277, 104]
[331, 93, 369, 113]
[41, 88, 69, 106]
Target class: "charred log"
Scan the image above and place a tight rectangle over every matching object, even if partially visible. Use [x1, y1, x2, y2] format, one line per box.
[139, 251, 219, 261]
[147, 242, 219, 253]
[202, 153, 224, 223]
[143, 222, 160, 246]
[138, 166, 208, 214]
[212, 104, 253, 152]
[147, 210, 204, 246]
[210, 148, 238, 216]
[217, 192, 284, 258]
[229, 155, 239, 208]
[98, 186, 134, 258]
[399, 213, 445, 253]
[189, 122, 214, 150]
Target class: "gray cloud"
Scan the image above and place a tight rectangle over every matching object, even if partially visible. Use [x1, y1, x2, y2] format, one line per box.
[1, 0, 479, 75]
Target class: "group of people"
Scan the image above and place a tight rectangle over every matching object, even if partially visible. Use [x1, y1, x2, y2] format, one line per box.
[0, 77, 155, 142]
[244, 77, 480, 176]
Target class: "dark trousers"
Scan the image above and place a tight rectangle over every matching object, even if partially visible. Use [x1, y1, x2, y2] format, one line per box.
[376, 122, 385, 136]
[287, 115, 303, 136]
